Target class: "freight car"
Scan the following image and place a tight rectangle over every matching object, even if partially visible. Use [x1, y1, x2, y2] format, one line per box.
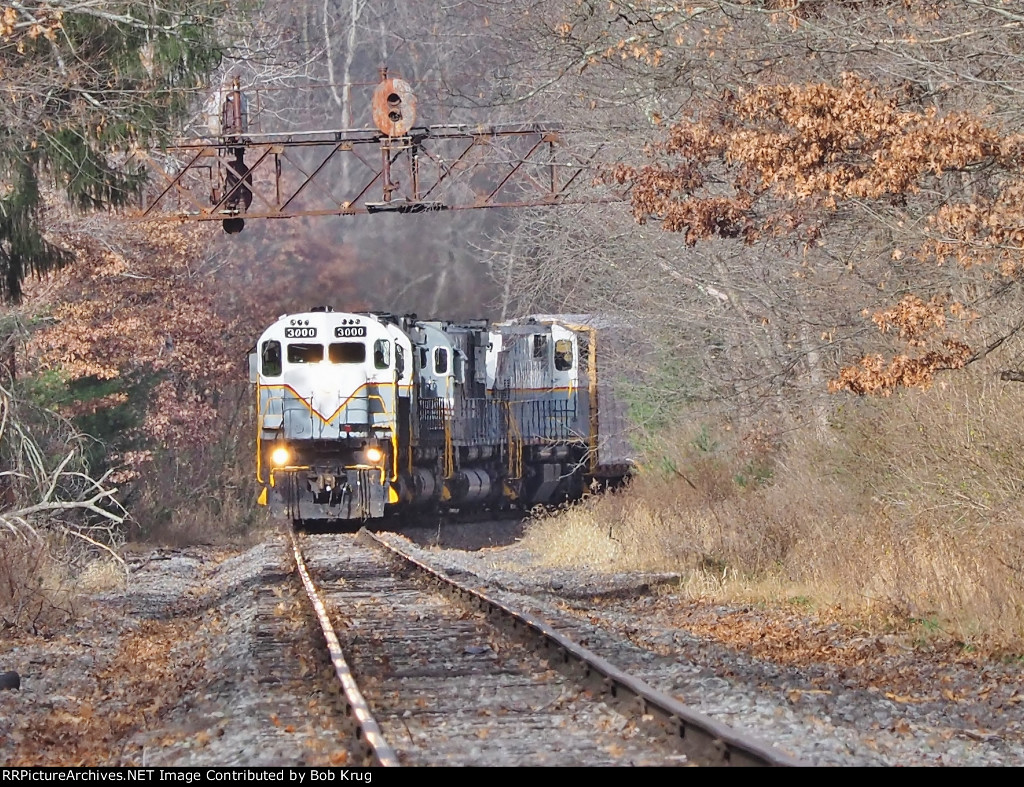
[249, 308, 632, 524]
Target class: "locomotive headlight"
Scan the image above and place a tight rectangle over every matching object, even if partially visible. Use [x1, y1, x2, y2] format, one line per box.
[365, 446, 384, 464]
[270, 446, 291, 467]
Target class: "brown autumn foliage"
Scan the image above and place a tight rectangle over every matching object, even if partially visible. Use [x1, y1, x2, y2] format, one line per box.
[606, 74, 1024, 394]
[829, 296, 975, 395]
[34, 213, 296, 539]
[483, 2, 1024, 645]
[25, 219, 240, 454]
[0, 4, 62, 44]
[15, 216, 262, 547]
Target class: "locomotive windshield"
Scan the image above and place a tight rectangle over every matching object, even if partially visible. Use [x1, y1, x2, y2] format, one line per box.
[329, 342, 366, 363]
[287, 343, 323, 364]
[284, 342, 374, 364]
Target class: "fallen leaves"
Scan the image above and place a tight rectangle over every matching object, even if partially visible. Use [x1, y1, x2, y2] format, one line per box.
[329, 751, 349, 766]
[4, 617, 207, 765]
[885, 692, 923, 704]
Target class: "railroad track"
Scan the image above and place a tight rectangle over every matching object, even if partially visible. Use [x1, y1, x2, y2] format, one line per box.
[290, 529, 804, 767]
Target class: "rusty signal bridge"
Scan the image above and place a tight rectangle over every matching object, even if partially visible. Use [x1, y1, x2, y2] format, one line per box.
[134, 73, 614, 233]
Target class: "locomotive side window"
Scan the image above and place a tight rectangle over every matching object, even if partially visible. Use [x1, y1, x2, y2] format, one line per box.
[554, 339, 573, 371]
[328, 342, 366, 364]
[395, 344, 406, 377]
[261, 340, 282, 376]
[287, 343, 323, 364]
[533, 334, 548, 358]
[434, 347, 449, 375]
[373, 339, 391, 369]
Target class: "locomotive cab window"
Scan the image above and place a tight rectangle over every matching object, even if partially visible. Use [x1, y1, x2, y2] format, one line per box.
[554, 339, 573, 371]
[434, 347, 449, 375]
[261, 340, 282, 376]
[287, 343, 322, 364]
[373, 339, 391, 369]
[533, 334, 548, 359]
[329, 342, 366, 364]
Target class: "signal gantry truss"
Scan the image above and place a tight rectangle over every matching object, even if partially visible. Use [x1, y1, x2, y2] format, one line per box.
[133, 74, 615, 233]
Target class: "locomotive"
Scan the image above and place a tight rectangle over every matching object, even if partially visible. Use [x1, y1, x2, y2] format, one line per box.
[249, 307, 633, 524]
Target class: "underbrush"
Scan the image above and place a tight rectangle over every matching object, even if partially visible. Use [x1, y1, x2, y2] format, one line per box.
[126, 463, 273, 548]
[0, 529, 126, 635]
[118, 385, 273, 547]
[0, 371, 266, 636]
[521, 367, 1024, 652]
[0, 376, 128, 635]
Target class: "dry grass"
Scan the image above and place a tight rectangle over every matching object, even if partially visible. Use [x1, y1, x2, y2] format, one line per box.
[77, 556, 128, 594]
[1, 532, 84, 633]
[522, 366, 1024, 652]
[130, 480, 274, 548]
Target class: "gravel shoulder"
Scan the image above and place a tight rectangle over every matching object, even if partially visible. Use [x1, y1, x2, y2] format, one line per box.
[0, 534, 352, 766]
[2, 522, 1023, 766]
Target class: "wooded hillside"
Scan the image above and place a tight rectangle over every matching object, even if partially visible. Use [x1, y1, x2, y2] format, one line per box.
[5, 0, 1024, 646]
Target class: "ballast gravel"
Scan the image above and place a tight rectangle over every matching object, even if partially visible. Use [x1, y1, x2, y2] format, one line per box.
[2, 522, 1023, 766]
[387, 527, 1024, 767]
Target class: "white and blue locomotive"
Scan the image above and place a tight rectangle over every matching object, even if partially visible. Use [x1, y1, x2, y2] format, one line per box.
[249, 307, 632, 523]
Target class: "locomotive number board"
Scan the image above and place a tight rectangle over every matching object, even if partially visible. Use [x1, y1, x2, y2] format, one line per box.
[334, 326, 367, 338]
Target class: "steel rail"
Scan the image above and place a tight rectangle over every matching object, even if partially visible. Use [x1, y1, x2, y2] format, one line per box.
[289, 531, 400, 767]
[357, 528, 806, 767]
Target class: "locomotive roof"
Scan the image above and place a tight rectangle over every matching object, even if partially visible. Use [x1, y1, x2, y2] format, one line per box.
[501, 313, 627, 330]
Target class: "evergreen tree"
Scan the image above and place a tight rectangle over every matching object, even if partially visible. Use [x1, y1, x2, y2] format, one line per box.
[0, 1, 227, 301]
